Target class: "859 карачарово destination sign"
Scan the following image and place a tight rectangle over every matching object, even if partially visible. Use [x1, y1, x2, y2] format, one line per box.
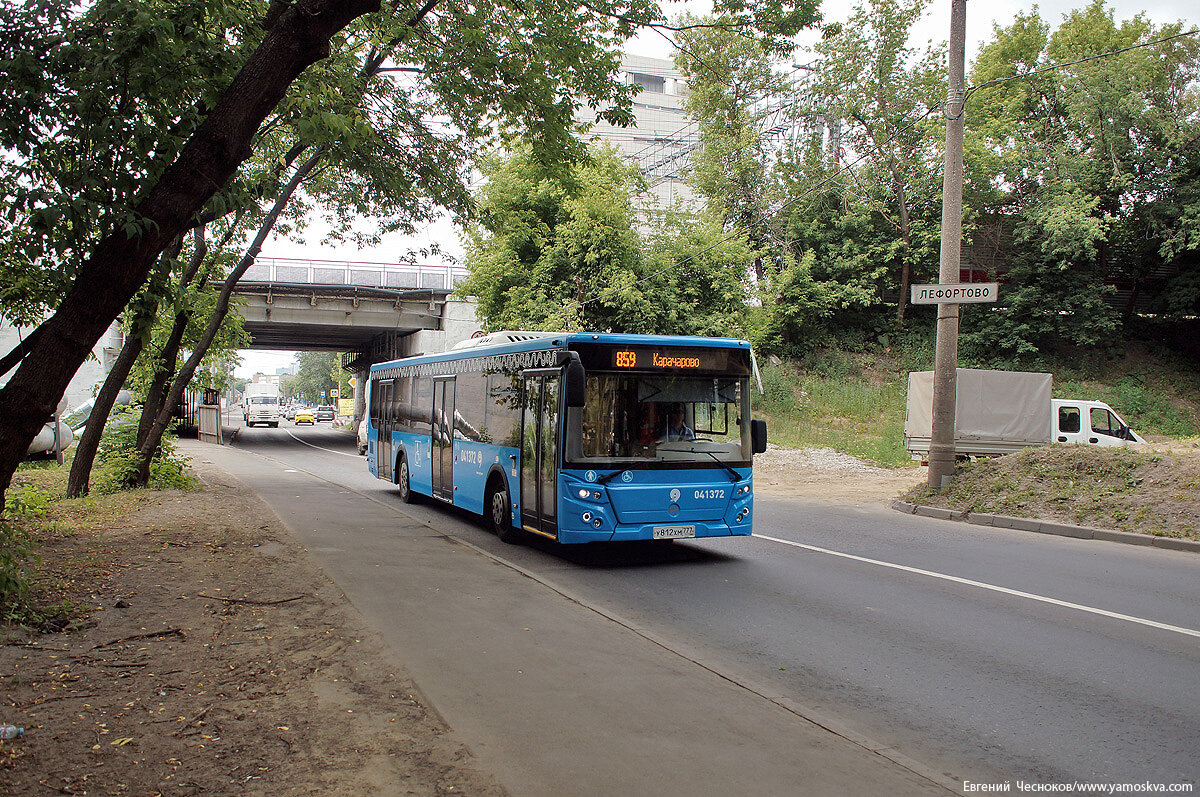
[910, 282, 999, 304]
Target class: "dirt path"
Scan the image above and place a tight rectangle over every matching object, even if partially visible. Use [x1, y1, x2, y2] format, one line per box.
[1, 457, 503, 796]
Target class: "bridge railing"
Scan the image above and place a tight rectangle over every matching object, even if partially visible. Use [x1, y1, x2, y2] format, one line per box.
[246, 257, 468, 291]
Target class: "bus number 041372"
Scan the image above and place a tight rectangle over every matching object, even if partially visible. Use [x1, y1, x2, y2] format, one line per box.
[694, 489, 726, 500]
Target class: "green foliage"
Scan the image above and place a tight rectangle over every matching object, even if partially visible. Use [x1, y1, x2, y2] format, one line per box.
[641, 209, 757, 336]
[964, 3, 1200, 351]
[0, 518, 37, 620]
[290, 352, 340, 404]
[675, 16, 787, 257]
[0, 0, 251, 323]
[459, 144, 753, 335]
[1, 484, 54, 620]
[4, 483, 54, 519]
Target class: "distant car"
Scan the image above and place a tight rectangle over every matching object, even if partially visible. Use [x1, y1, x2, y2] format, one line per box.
[316, 405, 335, 422]
[294, 409, 315, 425]
[357, 417, 368, 455]
[284, 404, 297, 421]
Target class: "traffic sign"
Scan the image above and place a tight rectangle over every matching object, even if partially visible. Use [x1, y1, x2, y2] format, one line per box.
[331, 389, 339, 398]
[911, 282, 998, 305]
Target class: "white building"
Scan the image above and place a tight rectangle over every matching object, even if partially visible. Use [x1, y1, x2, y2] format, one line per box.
[0, 318, 124, 413]
[579, 55, 698, 213]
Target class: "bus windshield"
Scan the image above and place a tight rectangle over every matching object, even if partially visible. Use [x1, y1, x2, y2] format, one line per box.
[565, 373, 751, 467]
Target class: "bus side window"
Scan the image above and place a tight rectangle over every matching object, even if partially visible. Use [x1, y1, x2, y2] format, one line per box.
[1058, 407, 1080, 434]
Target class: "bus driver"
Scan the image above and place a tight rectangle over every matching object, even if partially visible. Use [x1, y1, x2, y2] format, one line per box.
[658, 403, 694, 442]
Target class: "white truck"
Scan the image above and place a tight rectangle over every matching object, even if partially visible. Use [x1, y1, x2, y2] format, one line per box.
[904, 368, 1145, 459]
[242, 383, 282, 428]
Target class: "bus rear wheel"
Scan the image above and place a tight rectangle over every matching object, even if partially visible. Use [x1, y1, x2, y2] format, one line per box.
[488, 480, 521, 544]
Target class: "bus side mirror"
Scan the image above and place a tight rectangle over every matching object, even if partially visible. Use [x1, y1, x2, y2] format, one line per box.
[564, 353, 586, 408]
[751, 419, 767, 454]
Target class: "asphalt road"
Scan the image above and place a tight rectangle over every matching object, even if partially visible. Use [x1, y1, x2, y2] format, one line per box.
[221, 421, 1200, 787]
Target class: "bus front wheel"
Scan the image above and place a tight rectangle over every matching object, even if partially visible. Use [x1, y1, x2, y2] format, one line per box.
[397, 456, 416, 504]
[488, 480, 521, 544]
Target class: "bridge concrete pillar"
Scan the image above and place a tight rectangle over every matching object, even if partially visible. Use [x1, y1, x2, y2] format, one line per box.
[353, 367, 367, 425]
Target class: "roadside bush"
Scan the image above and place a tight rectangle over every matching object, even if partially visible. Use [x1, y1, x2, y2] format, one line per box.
[0, 518, 36, 618]
[1, 485, 54, 622]
[93, 419, 196, 493]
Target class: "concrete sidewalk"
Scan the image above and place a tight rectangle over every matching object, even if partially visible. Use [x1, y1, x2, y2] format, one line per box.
[182, 440, 952, 796]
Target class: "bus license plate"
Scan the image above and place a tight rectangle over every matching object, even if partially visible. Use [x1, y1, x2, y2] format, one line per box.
[653, 525, 696, 540]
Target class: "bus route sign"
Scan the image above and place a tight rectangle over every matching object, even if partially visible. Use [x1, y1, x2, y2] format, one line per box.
[911, 282, 999, 305]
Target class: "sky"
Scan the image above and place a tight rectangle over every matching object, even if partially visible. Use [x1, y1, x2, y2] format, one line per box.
[236, 0, 1197, 376]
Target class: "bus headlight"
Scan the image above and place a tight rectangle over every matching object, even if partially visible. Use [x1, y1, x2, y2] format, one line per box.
[578, 488, 591, 499]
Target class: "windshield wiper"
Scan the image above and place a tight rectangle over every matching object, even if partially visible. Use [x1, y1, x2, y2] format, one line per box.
[695, 449, 741, 482]
[597, 470, 627, 485]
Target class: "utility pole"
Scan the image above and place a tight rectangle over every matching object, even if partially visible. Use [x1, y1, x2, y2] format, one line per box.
[928, 0, 967, 490]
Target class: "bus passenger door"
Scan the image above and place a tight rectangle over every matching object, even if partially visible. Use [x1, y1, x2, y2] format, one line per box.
[378, 380, 394, 482]
[432, 377, 455, 502]
[520, 373, 559, 538]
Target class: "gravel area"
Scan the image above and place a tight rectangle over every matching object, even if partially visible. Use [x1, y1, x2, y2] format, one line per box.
[754, 445, 925, 503]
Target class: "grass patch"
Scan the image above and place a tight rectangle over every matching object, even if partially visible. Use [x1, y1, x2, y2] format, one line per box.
[903, 446, 1200, 540]
[754, 354, 910, 466]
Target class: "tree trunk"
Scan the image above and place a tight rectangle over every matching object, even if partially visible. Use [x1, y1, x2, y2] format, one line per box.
[132, 149, 324, 486]
[65, 331, 145, 499]
[139, 236, 207, 455]
[130, 303, 195, 487]
[0, 0, 379, 510]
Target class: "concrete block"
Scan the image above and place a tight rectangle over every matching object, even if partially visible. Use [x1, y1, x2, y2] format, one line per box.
[890, 501, 917, 514]
[966, 513, 994, 526]
[992, 515, 1039, 531]
[1093, 528, 1155, 547]
[1036, 522, 1094, 540]
[914, 506, 953, 520]
[1151, 536, 1200, 554]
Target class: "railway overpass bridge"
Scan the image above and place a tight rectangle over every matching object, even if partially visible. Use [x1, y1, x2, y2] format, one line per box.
[232, 257, 481, 416]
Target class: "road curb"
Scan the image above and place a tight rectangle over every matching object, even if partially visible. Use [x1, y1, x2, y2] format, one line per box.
[890, 500, 1200, 554]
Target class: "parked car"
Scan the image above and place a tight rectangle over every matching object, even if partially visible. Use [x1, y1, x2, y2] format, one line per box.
[294, 409, 315, 425]
[316, 405, 335, 422]
[357, 417, 368, 455]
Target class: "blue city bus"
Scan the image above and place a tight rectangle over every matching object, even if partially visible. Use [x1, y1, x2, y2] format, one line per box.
[366, 331, 767, 544]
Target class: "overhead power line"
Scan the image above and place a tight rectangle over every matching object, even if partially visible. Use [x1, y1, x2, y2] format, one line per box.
[965, 28, 1200, 99]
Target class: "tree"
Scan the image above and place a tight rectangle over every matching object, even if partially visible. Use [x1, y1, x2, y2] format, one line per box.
[641, 209, 758, 337]
[674, 17, 795, 282]
[963, 2, 1200, 358]
[292, 352, 340, 404]
[804, 0, 946, 324]
[458, 144, 655, 332]
[0, 0, 382, 508]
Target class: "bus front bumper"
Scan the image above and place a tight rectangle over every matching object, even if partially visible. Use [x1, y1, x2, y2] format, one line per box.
[555, 518, 753, 545]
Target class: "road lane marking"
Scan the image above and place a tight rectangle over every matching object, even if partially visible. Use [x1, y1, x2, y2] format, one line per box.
[754, 534, 1200, 640]
[282, 427, 360, 458]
